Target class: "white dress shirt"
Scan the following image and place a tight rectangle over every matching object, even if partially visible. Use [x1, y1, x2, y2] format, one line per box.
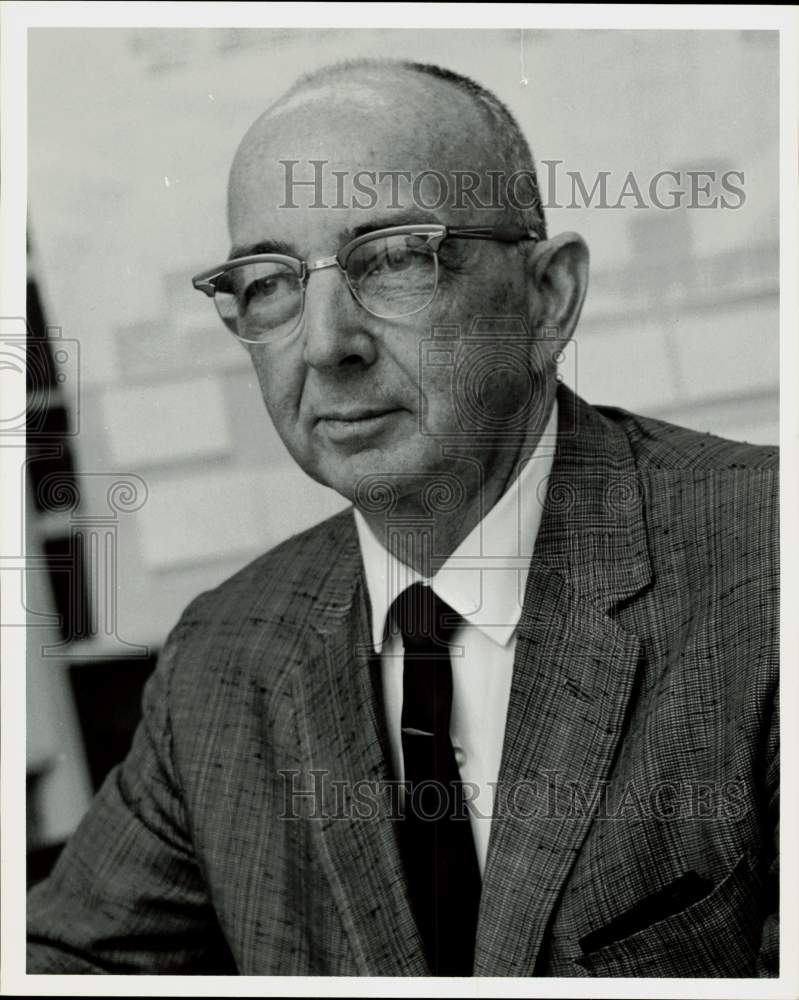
[353, 401, 557, 875]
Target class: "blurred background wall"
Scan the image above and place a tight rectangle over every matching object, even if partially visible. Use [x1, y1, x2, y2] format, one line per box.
[24, 27, 779, 865]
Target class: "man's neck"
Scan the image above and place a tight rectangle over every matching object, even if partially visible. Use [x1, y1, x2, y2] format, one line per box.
[358, 396, 558, 577]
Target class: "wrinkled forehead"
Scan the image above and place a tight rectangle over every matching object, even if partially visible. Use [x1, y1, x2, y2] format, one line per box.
[227, 75, 507, 249]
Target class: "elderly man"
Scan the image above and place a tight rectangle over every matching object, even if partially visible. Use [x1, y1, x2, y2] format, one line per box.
[27, 60, 778, 978]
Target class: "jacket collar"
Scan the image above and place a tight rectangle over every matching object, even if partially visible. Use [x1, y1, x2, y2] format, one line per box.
[530, 384, 652, 612]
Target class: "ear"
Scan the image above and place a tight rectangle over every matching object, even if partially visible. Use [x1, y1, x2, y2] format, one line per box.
[527, 232, 589, 350]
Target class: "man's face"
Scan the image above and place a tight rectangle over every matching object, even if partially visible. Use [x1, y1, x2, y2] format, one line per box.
[227, 75, 545, 506]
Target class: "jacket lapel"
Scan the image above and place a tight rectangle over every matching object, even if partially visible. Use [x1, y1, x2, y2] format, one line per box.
[290, 388, 653, 976]
[473, 387, 653, 975]
[293, 532, 428, 975]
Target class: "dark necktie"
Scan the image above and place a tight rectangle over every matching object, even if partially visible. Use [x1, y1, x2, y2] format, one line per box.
[391, 582, 482, 976]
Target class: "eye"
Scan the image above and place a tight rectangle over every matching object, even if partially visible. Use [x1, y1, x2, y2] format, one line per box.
[243, 275, 285, 305]
[350, 236, 433, 283]
[210, 260, 302, 339]
[219, 264, 298, 315]
[382, 245, 415, 271]
[362, 242, 417, 277]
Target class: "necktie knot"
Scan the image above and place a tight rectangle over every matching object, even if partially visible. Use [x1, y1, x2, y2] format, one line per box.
[390, 582, 461, 650]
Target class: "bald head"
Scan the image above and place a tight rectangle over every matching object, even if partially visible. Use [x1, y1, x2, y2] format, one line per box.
[228, 59, 546, 237]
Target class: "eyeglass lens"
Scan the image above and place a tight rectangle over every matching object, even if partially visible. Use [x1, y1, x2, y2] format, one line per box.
[213, 232, 438, 342]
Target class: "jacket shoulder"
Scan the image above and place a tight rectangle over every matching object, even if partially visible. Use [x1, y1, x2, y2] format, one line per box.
[154, 506, 360, 733]
[592, 402, 779, 473]
[180, 505, 359, 627]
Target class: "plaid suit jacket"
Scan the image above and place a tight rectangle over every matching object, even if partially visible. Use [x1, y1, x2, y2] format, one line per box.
[27, 386, 779, 977]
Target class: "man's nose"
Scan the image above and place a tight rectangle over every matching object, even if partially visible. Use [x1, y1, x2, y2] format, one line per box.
[300, 265, 378, 371]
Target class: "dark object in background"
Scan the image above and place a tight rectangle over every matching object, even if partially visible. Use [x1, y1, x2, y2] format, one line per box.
[27, 840, 66, 888]
[69, 653, 159, 792]
[26, 401, 76, 516]
[25, 280, 58, 397]
[41, 534, 91, 643]
[28, 652, 160, 886]
[25, 338, 58, 397]
[26, 278, 48, 340]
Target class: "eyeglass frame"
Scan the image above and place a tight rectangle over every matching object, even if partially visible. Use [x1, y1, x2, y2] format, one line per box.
[191, 223, 543, 342]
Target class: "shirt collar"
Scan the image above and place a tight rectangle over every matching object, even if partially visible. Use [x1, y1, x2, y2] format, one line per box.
[354, 400, 558, 652]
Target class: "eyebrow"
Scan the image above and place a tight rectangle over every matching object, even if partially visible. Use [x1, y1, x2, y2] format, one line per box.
[345, 211, 444, 240]
[228, 212, 445, 262]
[228, 238, 294, 260]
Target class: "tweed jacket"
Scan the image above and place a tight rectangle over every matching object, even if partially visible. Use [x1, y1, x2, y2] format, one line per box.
[27, 386, 779, 977]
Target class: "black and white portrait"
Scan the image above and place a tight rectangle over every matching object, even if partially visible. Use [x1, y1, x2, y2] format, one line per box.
[4, 6, 795, 995]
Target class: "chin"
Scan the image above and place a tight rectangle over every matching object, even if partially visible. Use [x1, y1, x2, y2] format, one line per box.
[301, 455, 368, 505]
[311, 459, 401, 512]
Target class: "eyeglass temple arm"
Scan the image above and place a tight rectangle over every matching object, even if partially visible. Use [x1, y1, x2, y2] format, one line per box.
[446, 226, 542, 243]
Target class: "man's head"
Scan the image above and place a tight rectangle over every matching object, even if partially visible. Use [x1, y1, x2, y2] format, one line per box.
[223, 60, 588, 510]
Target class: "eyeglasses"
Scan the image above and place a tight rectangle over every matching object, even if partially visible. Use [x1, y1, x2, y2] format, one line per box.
[192, 223, 541, 344]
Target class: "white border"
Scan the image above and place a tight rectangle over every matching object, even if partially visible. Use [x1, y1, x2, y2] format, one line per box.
[2, 3, 798, 998]
[1, 1, 798, 31]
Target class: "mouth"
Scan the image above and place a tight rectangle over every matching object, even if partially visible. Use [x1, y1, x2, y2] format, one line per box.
[316, 408, 403, 442]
